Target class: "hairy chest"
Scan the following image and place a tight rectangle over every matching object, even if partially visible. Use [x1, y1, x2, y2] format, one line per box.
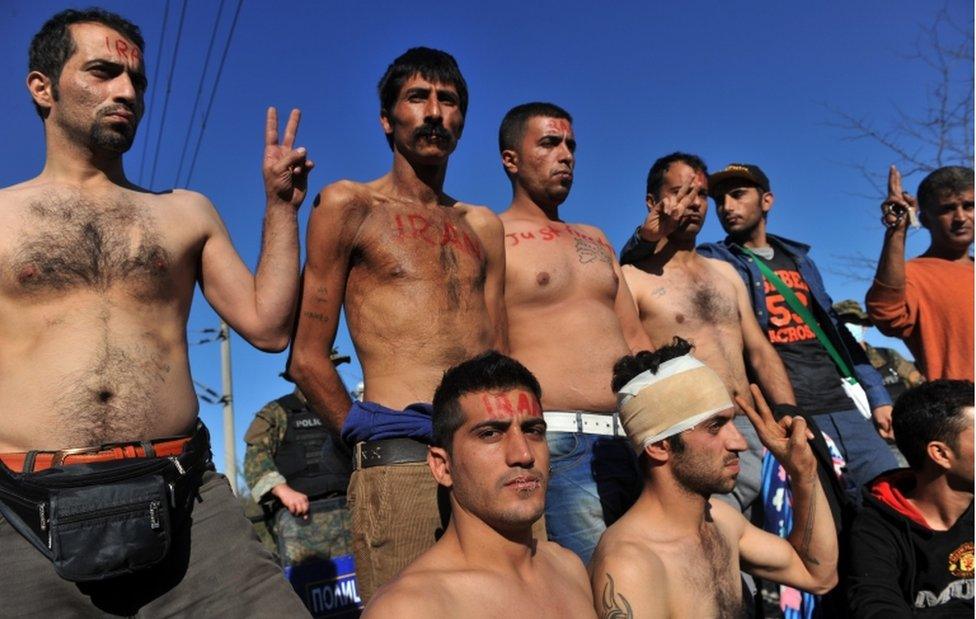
[636, 267, 739, 328]
[666, 529, 743, 617]
[0, 194, 181, 301]
[504, 222, 618, 302]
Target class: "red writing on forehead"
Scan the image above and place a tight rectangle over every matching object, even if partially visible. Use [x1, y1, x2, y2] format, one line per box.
[105, 36, 141, 64]
[542, 118, 572, 134]
[480, 391, 541, 418]
[393, 214, 484, 260]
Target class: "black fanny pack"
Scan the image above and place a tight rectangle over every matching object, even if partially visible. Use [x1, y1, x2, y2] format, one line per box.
[0, 423, 212, 582]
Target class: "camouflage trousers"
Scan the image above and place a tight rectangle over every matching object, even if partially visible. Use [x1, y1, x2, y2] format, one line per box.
[273, 496, 354, 567]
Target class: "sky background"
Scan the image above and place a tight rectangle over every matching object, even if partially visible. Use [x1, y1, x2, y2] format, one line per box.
[1, 1, 972, 489]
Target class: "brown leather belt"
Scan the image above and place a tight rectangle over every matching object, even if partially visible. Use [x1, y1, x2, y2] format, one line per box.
[0, 436, 191, 474]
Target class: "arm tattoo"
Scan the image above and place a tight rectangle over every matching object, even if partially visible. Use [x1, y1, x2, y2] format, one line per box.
[302, 310, 327, 322]
[796, 481, 821, 566]
[601, 574, 634, 619]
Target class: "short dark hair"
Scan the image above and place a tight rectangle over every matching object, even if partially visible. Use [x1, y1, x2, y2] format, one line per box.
[498, 101, 573, 154]
[29, 8, 145, 119]
[611, 336, 693, 393]
[917, 166, 974, 212]
[645, 153, 708, 201]
[892, 379, 973, 470]
[377, 47, 467, 149]
[432, 351, 542, 454]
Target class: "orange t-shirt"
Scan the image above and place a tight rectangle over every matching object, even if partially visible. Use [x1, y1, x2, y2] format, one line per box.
[866, 257, 974, 381]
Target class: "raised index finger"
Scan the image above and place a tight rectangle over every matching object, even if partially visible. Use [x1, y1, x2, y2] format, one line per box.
[265, 107, 279, 146]
[282, 108, 301, 149]
[887, 165, 903, 199]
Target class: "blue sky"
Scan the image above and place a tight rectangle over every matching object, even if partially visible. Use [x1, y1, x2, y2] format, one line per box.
[1, 1, 971, 485]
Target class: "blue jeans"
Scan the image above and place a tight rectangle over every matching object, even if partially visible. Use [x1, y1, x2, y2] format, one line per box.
[816, 408, 899, 504]
[544, 432, 642, 564]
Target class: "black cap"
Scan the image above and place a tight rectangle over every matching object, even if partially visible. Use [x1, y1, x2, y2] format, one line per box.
[708, 163, 771, 199]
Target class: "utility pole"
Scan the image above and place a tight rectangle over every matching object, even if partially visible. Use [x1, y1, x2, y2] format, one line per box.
[219, 320, 237, 494]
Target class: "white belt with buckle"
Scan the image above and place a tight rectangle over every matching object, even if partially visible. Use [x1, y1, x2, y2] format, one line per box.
[543, 411, 625, 437]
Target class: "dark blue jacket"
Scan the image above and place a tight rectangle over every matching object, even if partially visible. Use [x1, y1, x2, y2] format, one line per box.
[620, 231, 892, 410]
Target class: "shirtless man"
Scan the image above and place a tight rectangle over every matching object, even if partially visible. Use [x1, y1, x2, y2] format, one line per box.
[498, 102, 651, 563]
[0, 8, 310, 615]
[621, 152, 795, 516]
[590, 340, 838, 618]
[364, 351, 595, 619]
[289, 48, 506, 601]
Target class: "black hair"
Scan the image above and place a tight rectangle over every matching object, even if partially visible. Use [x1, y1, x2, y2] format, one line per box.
[611, 337, 693, 392]
[892, 379, 973, 470]
[498, 101, 573, 154]
[645, 152, 708, 201]
[917, 166, 974, 212]
[377, 47, 467, 149]
[29, 8, 144, 119]
[432, 351, 542, 454]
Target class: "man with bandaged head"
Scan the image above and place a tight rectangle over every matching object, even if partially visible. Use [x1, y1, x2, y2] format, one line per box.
[589, 338, 839, 619]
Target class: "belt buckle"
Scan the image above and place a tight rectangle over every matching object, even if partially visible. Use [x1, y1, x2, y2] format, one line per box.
[49, 445, 106, 468]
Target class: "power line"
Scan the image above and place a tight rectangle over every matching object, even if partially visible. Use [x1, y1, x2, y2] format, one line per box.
[147, 0, 189, 190]
[174, 0, 226, 188]
[137, 0, 170, 186]
[185, 0, 244, 188]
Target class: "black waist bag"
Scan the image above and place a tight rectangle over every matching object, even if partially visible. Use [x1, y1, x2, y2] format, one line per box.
[0, 424, 211, 582]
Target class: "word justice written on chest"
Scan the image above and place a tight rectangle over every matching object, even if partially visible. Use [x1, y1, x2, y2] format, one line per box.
[393, 214, 483, 260]
[505, 223, 613, 250]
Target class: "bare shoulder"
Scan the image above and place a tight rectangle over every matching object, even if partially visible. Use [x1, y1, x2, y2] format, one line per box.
[592, 535, 664, 576]
[313, 179, 373, 214]
[702, 255, 743, 283]
[457, 202, 503, 231]
[708, 497, 748, 540]
[364, 570, 451, 619]
[539, 539, 590, 585]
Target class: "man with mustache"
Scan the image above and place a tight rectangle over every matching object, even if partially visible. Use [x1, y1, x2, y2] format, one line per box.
[590, 340, 838, 618]
[289, 48, 506, 601]
[0, 7, 310, 614]
[866, 165, 974, 382]
[620, 153, 796, 521]
[496, 102, 651, 563]
[364, 352, 595, 618]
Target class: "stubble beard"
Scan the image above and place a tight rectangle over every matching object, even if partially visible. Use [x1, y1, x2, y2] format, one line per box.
[671, 450, 734, 498]
[90, 120, 135, 155]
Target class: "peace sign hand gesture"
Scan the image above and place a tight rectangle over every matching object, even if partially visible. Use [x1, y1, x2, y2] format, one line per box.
[263, 107, 314, 208]
[735, 385, 817, 478]
[639, 177, 701, 243]
[881, 165, 918, 231]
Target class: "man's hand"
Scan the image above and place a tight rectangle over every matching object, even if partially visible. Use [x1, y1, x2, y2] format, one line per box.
[263, 107, 314, 208]
[271, 483, 310, 517]
[880, 165, 918, 231]
[639, 177, 700, 243]
[736, 384, 817, 478]
[871, 404, 894, 441]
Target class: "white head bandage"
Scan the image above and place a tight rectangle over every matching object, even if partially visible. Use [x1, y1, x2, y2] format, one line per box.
[616, 354, 733, 452]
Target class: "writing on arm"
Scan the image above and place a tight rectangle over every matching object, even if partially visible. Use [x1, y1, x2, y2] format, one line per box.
[288, 182, 367, 431]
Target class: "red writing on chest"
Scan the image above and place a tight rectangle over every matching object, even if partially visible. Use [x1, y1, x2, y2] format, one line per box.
[506, 224, 612, 251]
[105, 37, 141, 64]
[393, 214, 484, 260]
[480, 391, 543, 418]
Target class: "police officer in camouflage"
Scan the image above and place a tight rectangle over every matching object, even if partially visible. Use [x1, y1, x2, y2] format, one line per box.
[244, 383, 354, 567]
